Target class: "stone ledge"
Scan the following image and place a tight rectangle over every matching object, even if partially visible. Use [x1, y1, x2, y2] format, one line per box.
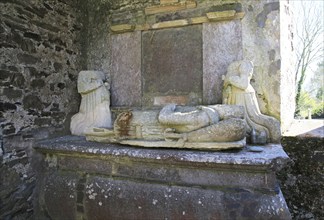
[110, 10, 245, 33]
[35, 136, 289, 171]
[110, 24, 135, 33]
[152, 19, 189, 29]
[160, 0, 179, 4]
[35, 135, 289, 191]
[207, 10, 236, 21]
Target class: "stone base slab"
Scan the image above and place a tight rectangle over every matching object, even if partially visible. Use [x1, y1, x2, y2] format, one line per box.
[34, 136, 291, 220]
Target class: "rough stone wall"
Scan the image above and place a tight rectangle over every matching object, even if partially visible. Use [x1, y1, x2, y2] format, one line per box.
[278, 137, 324, 220]
[84, 0, 157, 72]
[81, 0, 111, 71]
[0, 0, 82, 218]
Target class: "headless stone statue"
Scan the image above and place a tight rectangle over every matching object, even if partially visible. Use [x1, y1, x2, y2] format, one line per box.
[223, 60, 281, 144]
[70, 71, 112, 136]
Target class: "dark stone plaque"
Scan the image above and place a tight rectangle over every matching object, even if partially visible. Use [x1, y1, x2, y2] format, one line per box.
[111, 31, 142, 107]
[142, 25, 203, 106]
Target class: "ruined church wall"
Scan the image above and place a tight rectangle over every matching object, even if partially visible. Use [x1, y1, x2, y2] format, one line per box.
[0, 0, 82, 218]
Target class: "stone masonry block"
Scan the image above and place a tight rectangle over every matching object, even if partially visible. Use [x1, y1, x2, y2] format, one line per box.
[203, 20, 243, 104]
[145, 1, 196, 15]
[152, 19, 189, 29]
[111, 31, 142, 107]
[161, 0, 179, 4]
[206, 10, 236, 21]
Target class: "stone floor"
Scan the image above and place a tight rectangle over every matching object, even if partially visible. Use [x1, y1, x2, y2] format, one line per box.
[282, 119, 324, 138]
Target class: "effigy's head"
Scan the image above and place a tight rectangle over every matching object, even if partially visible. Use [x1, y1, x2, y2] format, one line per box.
[227, 60, 254, 78]
[77, 71, 108, 94]
[238, 60, 254, 78]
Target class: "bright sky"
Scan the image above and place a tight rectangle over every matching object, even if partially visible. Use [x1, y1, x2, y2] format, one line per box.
[291, 0, 324, 92]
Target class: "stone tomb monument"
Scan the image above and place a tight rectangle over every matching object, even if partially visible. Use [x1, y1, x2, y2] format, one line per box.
[34, 4, 291, 219]
[71, 62, 281, 150]
[35, 63, 290, 219]
[73, 69, 247, 150]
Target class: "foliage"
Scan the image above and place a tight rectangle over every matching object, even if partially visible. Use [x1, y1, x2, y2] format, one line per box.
[296, 61, 324, 119]
[309, 62, 324, 99]
[296, 90, 323, 119]
[312, 102, 324, 119]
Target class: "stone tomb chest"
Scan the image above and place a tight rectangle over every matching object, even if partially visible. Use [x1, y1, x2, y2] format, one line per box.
[34, 1, 291, 219]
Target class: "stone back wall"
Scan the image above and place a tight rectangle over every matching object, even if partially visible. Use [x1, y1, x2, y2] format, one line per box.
[0, 0, 82, 219]
[85, 0, 286, 121]
[86, 0, 244, 109]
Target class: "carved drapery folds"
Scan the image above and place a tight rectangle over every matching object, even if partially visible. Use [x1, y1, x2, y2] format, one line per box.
[70, 71, 112, 136]
[223, 60, 281, 144]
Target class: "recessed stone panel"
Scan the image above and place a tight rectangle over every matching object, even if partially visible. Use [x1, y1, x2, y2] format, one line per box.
[111, 31, 142, 107]
[203, 20, 243, 104]
[43, 172, 78, 220]
[142, 25, 203, 107]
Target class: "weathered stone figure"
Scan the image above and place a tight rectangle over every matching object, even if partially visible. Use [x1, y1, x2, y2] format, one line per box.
[223, 60, 281, 143]
[70, 71, 112, 135]
[158, 104, 245, 143]
[85, 103, 247, 150]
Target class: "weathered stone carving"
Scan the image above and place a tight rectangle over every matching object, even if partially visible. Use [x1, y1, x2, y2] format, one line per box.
[85, 104, 247, 150]
[71, 62, 281, 149]
[70, 71, 112, 136]
[223, 60, 281, 143]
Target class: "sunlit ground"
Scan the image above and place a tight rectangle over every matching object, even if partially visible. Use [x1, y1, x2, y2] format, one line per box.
[283, 119, 324, 137]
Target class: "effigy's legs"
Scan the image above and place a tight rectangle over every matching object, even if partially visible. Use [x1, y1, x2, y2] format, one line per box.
[186, 118, 246, 142]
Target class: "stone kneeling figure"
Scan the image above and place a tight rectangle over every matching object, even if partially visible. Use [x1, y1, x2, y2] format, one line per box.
[70, 71, 112, 136]
[223, 60, 281, 144]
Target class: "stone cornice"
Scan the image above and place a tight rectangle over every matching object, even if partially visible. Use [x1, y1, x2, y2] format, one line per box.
[110, 1, 244, 33]
[111, 10, 244, 33]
